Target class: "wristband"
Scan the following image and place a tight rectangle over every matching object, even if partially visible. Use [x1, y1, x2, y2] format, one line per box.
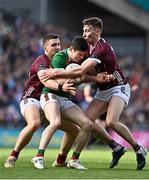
[58, 84, 63, 92]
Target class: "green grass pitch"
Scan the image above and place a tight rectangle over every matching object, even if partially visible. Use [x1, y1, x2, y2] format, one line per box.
[0, 147, 148, 179]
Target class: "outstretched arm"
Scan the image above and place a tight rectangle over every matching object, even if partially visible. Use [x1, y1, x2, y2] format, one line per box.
[38, 58, 98, 80]
[84, 73, 115, 83]
[68, 72, 115, 87]
[37, 71, 76, 96]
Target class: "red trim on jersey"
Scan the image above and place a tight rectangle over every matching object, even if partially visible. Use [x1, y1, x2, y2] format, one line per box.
[66, 58, 70, 66]
[44, 94, 49, 101]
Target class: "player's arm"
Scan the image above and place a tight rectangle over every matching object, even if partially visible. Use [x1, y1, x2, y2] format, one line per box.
[37, 52, 66, 82]
[36, 59, 76, 95]
[37, 70, 76, 95]
[37, 69, 51, 82]
[37, 68, 59, 89]
[51, 58, 99, 79]
[41, 78, 76, 96]
[69, 72, 115, 86]
[41, 78, 59, 90]
[84, 73, 107, 83]
[38, 56, 99, 80]
[35, 57, 52, 82]
[84, 73, 115, 83]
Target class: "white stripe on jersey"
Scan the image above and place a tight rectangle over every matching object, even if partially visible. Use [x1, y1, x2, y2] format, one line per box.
[89, 58, 101, 64]
[113, 71, 124, 85]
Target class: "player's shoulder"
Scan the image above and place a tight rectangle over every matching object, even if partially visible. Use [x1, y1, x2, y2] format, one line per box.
[54, 49, 68, 58]
[34, 54, 47, 63]
[99, 38, 110, 47]
[32, 54, 49, 70]
[52, 49, 68, 64]
[99, 38, 114, 52]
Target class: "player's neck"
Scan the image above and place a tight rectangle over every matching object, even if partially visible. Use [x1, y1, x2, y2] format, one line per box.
[89, 37, 101, 53]
[67, 48, 73, 62]
[89, 36, 101, 47]
[45, 51, 53, 60]
[92, 37, 100, 47]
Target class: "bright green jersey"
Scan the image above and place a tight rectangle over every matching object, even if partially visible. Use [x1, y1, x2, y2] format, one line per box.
[52, 49, 69, 69]
[42, 49, 70, 98]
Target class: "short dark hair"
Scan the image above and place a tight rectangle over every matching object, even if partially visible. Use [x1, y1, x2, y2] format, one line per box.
[43, 33, 59, 46]
[82, 17, 103, 31]
[71, 36, 88, 51]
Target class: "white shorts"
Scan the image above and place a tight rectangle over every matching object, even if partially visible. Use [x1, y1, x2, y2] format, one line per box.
[94, 84, 130, 106]
[40, 93, 76, 112]
[20, 98, 41, 116]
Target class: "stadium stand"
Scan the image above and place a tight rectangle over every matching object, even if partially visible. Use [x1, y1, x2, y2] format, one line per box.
[129, 0, 149, 12]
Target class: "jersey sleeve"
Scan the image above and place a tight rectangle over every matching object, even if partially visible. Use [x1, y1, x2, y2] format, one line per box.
[105, 44, 116, 72]
[89, 52, 101, 65]
[34, 57, 47, 73]
[89, 57, 101, 64]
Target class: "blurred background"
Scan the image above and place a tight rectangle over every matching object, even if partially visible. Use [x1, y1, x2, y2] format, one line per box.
[0, 0, 149, 148]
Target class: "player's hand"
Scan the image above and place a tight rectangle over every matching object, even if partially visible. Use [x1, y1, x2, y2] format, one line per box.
[107, 74, 115, 81]
[62, 79, 76, 96]
[96, 72, 107, 83]
[96, 72, 115, 83]
[38, 68, 57, 81]
[38, 69, 49, 82]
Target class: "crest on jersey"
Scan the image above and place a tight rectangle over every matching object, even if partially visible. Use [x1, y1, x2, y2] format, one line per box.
[39, 63, 46, 70]
[90, 54, 98, 59]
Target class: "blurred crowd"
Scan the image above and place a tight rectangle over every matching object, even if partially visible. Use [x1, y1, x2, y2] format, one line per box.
[0, 10, 149, 130]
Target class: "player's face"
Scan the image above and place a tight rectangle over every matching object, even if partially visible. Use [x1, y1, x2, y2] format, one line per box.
[44, 38, 61, 58]
[83, 25, 99, 45]
[70, 48, 86, 62]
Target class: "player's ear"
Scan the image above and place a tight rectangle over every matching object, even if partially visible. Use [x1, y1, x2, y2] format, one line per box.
[69, 46, 73, 52]
[43, 44, 47, 51]
[94, 27, 100, 35]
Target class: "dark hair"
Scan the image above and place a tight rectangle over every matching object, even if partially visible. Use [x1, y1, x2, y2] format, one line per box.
[82, 17, 103, 31]
[71, 36, 88, 51]
[43, 33, 59, 45]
